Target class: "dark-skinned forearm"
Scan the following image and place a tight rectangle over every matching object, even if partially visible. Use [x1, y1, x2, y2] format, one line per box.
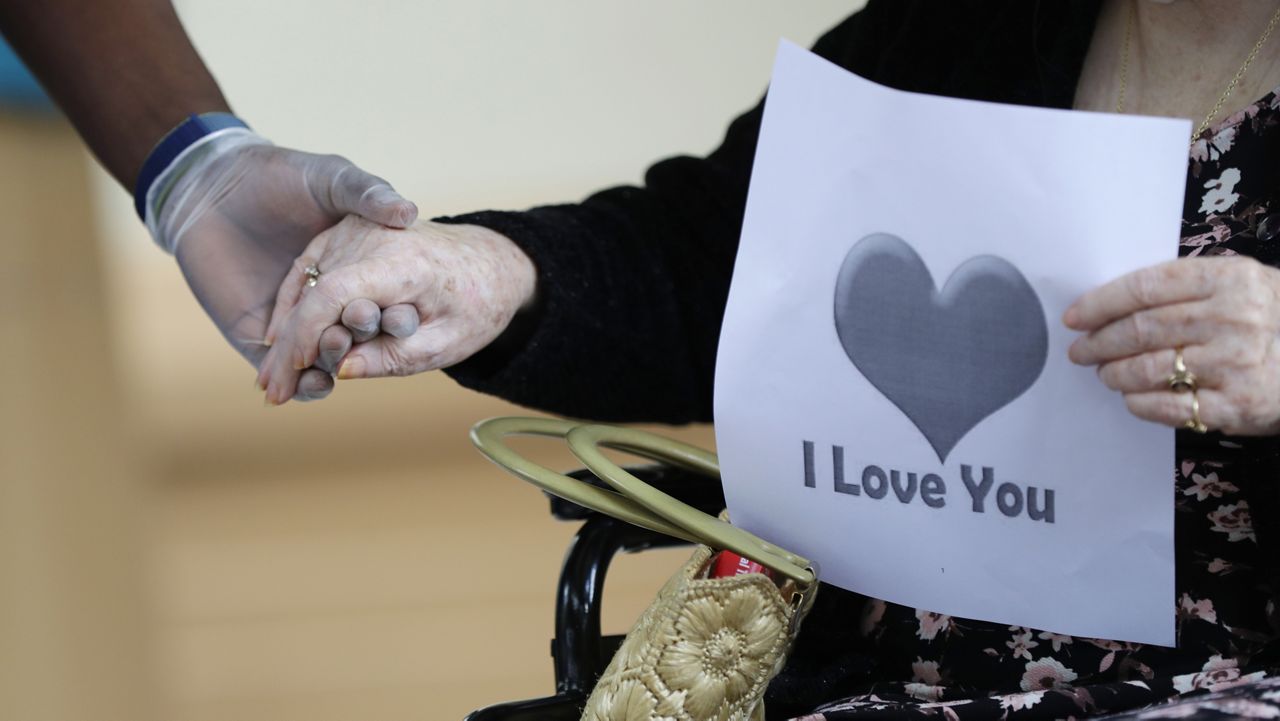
[0, 0, 230, 188]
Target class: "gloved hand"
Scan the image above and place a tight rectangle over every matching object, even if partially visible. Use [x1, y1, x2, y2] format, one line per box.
[257, 215, 538, 405]
[146, 130, 418, 401]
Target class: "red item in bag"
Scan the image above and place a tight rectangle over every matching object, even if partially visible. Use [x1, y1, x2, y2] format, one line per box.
[711, 550, 774, 579]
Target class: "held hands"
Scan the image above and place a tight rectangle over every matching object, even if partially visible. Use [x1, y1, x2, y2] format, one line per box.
[155, 133, 418, 401]
[257, 216, 537, 405]
[1066, 256, 1280, 436]
[258, 221, 1280, 436]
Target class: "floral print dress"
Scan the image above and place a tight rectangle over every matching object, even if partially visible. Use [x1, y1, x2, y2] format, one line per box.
[768, 90, 1280, 721]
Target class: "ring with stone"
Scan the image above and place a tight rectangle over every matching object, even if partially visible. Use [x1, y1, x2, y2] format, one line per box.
[303, 264, 322, 288]
[1167, 347, 1197, 393]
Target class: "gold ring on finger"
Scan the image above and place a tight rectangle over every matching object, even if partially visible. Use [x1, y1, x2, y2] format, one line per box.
[303, 264, 322, 288]
[1183, 390, 1208, 434]
[1167, 347, 1198, 393]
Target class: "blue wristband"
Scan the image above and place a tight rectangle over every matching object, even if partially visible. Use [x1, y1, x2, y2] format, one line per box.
[133, 112, 250, 220]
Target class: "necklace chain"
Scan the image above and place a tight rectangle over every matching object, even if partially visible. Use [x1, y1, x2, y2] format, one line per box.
[1116, 1, 1280, 144]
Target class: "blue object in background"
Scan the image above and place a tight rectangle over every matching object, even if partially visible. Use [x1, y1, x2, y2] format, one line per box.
[0, 33, 54, 112]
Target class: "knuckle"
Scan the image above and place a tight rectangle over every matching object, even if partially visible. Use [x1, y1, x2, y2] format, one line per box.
[1173, 308, 1200, 335]
[1138, 353, 1164, 387]
[1161, 394, 1186, 425]
[1127, 269, 1161, 306]
[384, 342, 441, 378]
[311, 276, 349, 310]
[1233, 260, 1268, 290]
[1127, 313, 1152, 348]
[1224, 259, 1269, 300]
[1230, 256, 1262, 280]
[375, 345, 410, 378]
[381, 354, 413, 378]
[1125, 392, 1172, 425]
[1188, 262, 1214, 297]
[1232, 302, 1268, 332]
[1207, 256, 1235, 283]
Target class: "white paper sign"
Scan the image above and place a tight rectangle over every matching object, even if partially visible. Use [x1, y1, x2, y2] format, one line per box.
[714, 42, 1191, 645]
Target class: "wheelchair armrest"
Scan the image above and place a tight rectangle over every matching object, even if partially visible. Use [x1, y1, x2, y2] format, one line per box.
[548, 465, 726, 521]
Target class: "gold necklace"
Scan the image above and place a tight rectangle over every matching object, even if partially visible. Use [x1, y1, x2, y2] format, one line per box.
[1115, 1, 1280, 143]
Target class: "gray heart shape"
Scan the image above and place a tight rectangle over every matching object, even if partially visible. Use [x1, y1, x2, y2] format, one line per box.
[834, 233, 1048, 462]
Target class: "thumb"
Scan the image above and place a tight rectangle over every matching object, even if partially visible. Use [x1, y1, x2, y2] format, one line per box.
[356, 183, 419, 229]
[317, 157, 419, 228]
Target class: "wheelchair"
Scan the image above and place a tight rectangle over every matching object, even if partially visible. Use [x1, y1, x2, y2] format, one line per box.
[464, 464, 725, 720]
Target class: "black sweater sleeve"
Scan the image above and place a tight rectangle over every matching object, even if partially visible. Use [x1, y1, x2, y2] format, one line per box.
[438, 9, 896, 424]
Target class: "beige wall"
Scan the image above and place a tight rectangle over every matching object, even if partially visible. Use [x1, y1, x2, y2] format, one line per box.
[6, 3, 862, 720]
[0, 113, 151, 721]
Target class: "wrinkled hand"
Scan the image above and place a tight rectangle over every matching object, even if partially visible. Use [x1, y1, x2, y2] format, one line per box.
[152, 131, 418, 401]
[1065, 256, 1280, 435]
[257, 215, 537, 405]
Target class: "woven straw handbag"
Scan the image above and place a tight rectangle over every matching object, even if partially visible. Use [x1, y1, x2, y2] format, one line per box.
[472, 417, 820, 721]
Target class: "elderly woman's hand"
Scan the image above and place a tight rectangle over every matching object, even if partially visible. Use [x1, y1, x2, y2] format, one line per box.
[1064, 256, 1280, 436]
[257, 215, 537, 405]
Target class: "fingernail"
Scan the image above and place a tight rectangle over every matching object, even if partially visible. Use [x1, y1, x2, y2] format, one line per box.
[263, 335, 274, 348]
[337, 357, 363, 380]
[1062, 307, 1079, 329]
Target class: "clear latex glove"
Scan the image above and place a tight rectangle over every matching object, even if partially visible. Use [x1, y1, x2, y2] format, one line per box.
[257, 215, 537, 405]
[146, 129, 418, 401]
